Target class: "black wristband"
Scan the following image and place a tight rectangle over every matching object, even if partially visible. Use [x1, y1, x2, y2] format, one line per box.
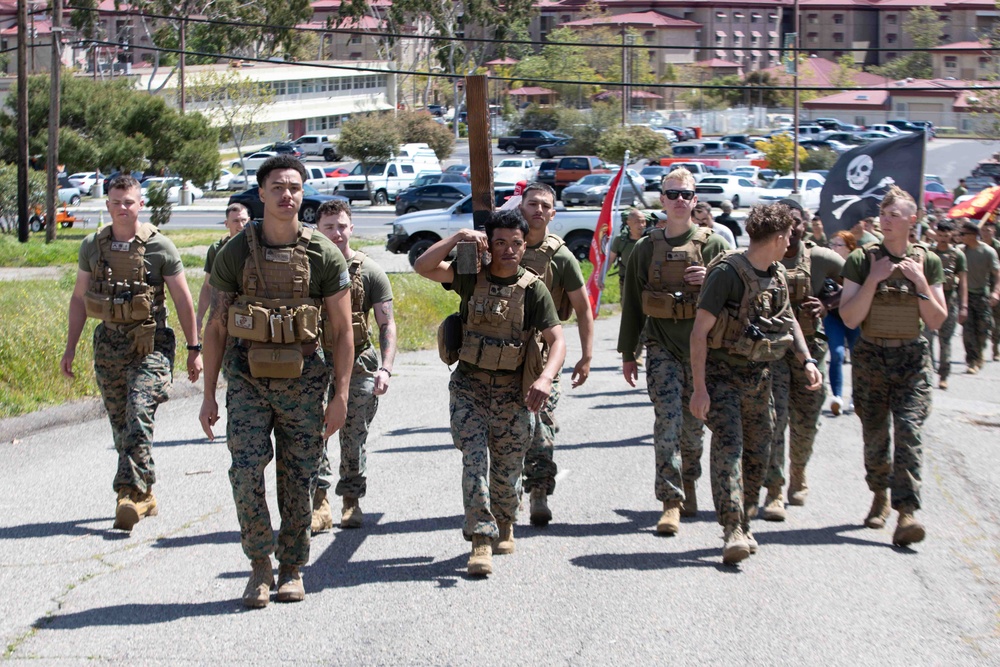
[187, 344, 203, 352]
[379, 367, 392, 377]
[803, 357, 818, 368]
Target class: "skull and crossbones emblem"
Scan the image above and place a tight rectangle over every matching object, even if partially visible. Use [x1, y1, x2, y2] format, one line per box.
[847, 155, 873, 191]
[830, 154, 894, 219]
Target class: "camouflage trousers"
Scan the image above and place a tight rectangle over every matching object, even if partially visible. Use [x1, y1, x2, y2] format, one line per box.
[704, 357, 774, 528]
[523, 370, 560, 495]
[764, 337, 827, 489]
[92, 323, 175, 494]
[991, 299, 1000, 348]
[852, 337, 931, 511]
[963, 293, 994, 366]
[224, 344, 329, 566]
[645, 342, 705, 503]
[318, 360, 378, 498]
[449, 369, 532, 540]
[924, 290, 959, 378]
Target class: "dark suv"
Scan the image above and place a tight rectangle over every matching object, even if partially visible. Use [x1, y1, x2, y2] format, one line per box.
[537, 160, 558, 187]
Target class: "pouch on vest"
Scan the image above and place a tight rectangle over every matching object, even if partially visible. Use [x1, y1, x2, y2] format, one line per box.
[247, 342, 304, 379]
[797, 308, 818, 337]
[227, 302, 271, 342]
[295, 305, 320, 342]
[437, 312, 462, 365]
[747, 331, 794, 362]
[862, 288, 921, 339]
[521, 332, 545, 397]
[127, 320, 157, 357]
[641, 290, 697, 320]
[84, 290, 114, 321]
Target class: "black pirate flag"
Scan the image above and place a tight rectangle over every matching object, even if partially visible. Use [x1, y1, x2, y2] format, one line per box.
[818, 132, 926, 234]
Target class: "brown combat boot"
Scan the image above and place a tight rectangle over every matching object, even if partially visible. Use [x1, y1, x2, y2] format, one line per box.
[761, 486, 787, 522]
[722, 524, 751, 565]
[656, 499, 681, 535]
[467, 535, 493, 576]
[892, 508, 926, 547]
[113, 487, 140, 531]
[864, 490, 891, 529]
[529, 489, 551, 526]
[341, 496, 363, 529]
[133, 488, 158, 520]
[681, 480, 698, 518]
[493, 522, 515, 555]
[242, 557, 274, 609]
[938, 378, 948, 390]
[311, 488, 334, 534]
[275, 564, 305, 602]
[743, 523, 758, 555]
[787, 466, 808, 506]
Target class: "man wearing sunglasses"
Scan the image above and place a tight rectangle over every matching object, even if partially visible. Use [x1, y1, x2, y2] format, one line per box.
[618, 167, 730, 537]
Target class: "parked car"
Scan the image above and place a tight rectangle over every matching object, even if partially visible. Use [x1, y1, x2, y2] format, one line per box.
[671, 143, 708, 157]
[721, 134, 767, 147]
[103, 170, 145, 194]
[855, 130, 894, 141]
[924, 181, 955, 209]
[695, 175, 766, 208]
[57, 181, 82, 206]
[497, 130, 562, 154]
[662, 125, 695, 141]
[535, 138, 571, 159]
[493, 157, 537, 184]
[324, 166, 351, 178]
[68, 172, 102, 196]
[537, 159, 558, 187]
[140, 177, 204, 204]
[818, 131, 869, 146]
[232, 151, 278, 171]
[869, 124, 903, 136]
[911, 120, 936, 137]
[394, 182, 472, 215]
[228, 169, 257, 191]
[256, 142, 304, 159]
[426, 104, 445, 117]
[885, 119, 925, 134]
[639, 165, 671, 191]
[204, 168, 236, 191]
[554, 155, 610, 191]
[561, 173, 644, 208]
[759, 173, 826, 210]
[228, 184, 348, 223]
[293, 134, 338, 161]
[707, 166, 731, 175]
[800, 139, 852, 153]
[444, 164, 472, 180]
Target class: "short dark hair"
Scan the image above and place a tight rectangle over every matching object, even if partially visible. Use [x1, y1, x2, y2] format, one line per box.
[745, 203, 795, 242]
[256, 155, 307, 187]
[522, 182, 556, 202]
[692, 201, 712, 216]
[226, 202, 249, 218]
[485, 208, 529, 242]
[317, 199, 352, 221]
[108, 174, 141, 194]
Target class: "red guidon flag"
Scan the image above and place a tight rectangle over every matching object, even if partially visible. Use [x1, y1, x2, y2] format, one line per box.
[947, 185, 1000, 220]
[584, 163, 627, 318]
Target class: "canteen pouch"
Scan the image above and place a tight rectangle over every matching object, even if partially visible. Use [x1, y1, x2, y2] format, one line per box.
[437, 313, 462, 365]
[294, 305, 320, 342]
[127, 320, 157, 357]
[521, 332, 545, 396]
[84, 290, 113, 320]
[228, 302, 270, 342]
[247, 342, 304, 379]
[641, 290, 696, 320]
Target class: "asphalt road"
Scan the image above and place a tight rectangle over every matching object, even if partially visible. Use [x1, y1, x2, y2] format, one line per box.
[1, 314, 998, 663]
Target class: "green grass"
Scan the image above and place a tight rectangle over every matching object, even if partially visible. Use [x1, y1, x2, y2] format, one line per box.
[387, 273, 460, 351]
[0, 229, 225, 268]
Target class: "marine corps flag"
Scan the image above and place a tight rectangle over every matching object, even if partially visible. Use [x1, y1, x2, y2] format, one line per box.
[585, 160, 627, 318]
[819, 132, 925, 234]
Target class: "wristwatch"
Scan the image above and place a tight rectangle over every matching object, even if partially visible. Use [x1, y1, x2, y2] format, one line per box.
[187, 344, 203, 352]
[379, 367, 392, 377]
[803, 357, 818, 368]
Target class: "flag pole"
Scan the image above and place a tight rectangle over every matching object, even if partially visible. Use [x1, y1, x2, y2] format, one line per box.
[598, 150, 629, 289]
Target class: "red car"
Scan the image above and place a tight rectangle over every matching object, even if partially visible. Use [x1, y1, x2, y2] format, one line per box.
[325, 166, 351, 178]
[924, 181, 954, 210]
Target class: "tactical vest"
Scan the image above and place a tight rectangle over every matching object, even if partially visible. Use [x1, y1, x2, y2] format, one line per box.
[83, 223, 165, 328]
[458, 270, 538, 371]
[860, 242, 925, 340]
[785, 242, 818, 336]
[226, 222, 322, 378]
[641, 226, 714, 320]
[521, 234, 573, 320]
[321, 250, 372, 357]
[706, 251, 795, 363]
[935, 247, 960, 293]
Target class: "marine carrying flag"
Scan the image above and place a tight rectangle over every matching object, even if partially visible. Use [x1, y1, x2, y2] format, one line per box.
[818, 132, 925, 235]
[584, 161, 627, 318]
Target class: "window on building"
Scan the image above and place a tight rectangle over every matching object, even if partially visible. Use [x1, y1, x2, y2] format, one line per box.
[807, 32, 818, 44]
[751, 13, 761, 23]
[350, 35, 361, 45]
[807, 13, 818, 24]
[886, 33, 897, 44]
[734, 31, 744, 46]
[734, 12, 744, 20]
[716, 31, 726, 46]
[979, 56, 993, 67]
[945, 56, 957, 69]
[717, 12, 726, 19]
[644, 30, 655, 41]
[833, 32, 844, 44]
[886, 14, 897, 25]
[769, 13, 778, 23]
[287, 81, 300, 95]
[833, 14, 844, 24]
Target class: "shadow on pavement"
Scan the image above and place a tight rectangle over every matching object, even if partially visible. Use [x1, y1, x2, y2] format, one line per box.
[382, 426, 451, 437]
[151, 438, 213, 448]
[590, 401, 651, 410]
[34, 600, 240, 629]
[152, 531, 242, 549]
[558, 435, 652, 451]
[573, 389, 644, 399]
[517, 508, 660, 539]
[0, 517, 129, 541]
[570, 549, 735, 573]
[377, 443, 453, 454]
[756, 523, 899, 550]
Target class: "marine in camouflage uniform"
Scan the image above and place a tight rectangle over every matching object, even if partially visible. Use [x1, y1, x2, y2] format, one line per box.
[62, 175, 202, 533]
[414, 211, 565, 577]
[195, 202, 250, 336]
[839, 186, 947, 548]
[691, 203, 821, 565]
[923, 219, 966, 388]
[983, 221, 1000, 360]
[518, 183, 593, 526]
[959, 221, 1000, 373]
[618, 169, 729, 536]
[313, 200, 396, 532]
[199, 157, 353, 607]
[762, 200, 844, 519]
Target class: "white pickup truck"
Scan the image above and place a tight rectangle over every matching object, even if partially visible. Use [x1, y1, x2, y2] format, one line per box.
[294, 134, 339, 161]
[386, 191, 601, 266]
[304, 166, 341, 195]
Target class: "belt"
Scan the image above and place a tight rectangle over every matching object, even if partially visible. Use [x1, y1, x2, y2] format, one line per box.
[236, 339, 318, 356]
[860, 334, 922, 348]
[465, 369, 520, 386]
[102, 321, 164, 334]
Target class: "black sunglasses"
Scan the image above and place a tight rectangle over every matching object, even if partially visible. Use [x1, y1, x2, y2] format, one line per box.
[663, 189, 695, 201]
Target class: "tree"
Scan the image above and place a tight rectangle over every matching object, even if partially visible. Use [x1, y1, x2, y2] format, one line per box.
[801, 148, 839, 172]
[755, 135, 806, 175]
[0, 163, 45, 234]
[596, 125, 670, 164]
[189, 70, 275, 175]
[511, 105, 561, 132]
[513, 27, 601, 104]
[337, 114, 401, 204]
[830, 54, 859, 90]
[397, 110, 455, 160]
[869, 7, 942, 80]
[145, 181, 173, 227]
[557, 100, 620, 156]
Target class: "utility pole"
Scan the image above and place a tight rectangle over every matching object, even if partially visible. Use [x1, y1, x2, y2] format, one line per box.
[179, 11, 186, 112]
[17, 0, 30, 242]
[46, 0, 62, 243]
[792, 0, 801, 195]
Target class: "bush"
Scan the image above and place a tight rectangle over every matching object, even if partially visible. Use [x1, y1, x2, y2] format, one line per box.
[145, 182, 172, 227]
[801, 148, 839, 172]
